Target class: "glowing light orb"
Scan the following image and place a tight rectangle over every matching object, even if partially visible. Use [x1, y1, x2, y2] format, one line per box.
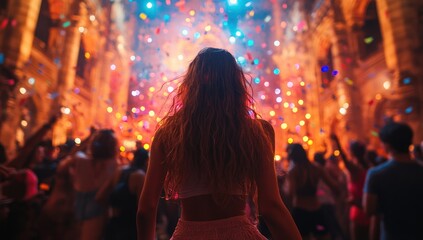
[229, 36, 236, 44]
[28, 78, 35, 85]
[383, 81, 391, 90]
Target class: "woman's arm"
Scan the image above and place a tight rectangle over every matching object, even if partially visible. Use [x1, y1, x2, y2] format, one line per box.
[257, 120, 301, 240]
[137, 133, 167, 240]
[8, 116, 57, 169]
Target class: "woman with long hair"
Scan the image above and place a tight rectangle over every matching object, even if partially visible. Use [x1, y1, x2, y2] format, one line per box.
[137, 48, 300, 239]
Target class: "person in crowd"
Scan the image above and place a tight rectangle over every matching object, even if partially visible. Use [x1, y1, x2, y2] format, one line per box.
[412, 143, 423, 166]
[0, 165, 39, 239]
[32, 139, 59, 193]
[0, 143, 7, 164]
[365, 150, 379, 168]
[331, 134, 370, 240]
[137, 48, 301, 240]
[314, 152, 347, 240]
[38, 130, 96, 240]
[99, 147, 148, 240]
[363, 121, 423, 240]
[326, 154, 350, 239]
[285, 143, 338, 240]
[73, 129, 118, 240]
[7, 116, 57, 169]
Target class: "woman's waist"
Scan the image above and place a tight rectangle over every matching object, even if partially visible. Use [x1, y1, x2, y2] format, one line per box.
[180, 194, 246, 221]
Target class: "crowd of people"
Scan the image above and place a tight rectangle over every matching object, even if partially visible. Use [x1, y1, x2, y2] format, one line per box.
[0, 48, 422, 240]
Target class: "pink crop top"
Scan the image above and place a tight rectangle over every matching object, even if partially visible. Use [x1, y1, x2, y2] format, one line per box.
[178, 174, 245, 199]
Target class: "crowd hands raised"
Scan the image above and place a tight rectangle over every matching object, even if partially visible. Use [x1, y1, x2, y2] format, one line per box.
[1, 49, 423, 240]
[277, 121, 423, 240]
[1, 116, 423, 240]
[0, 117, 176, 240]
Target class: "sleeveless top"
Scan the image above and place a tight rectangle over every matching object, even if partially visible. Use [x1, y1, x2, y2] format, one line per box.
[295, 165, 319, 197]
[109, 167, 138, 217]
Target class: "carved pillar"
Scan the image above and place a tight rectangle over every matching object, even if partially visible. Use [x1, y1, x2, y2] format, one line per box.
[0, 0, 42, 156]
[330, 2, 364, 140]
[376, 0, 423, 141]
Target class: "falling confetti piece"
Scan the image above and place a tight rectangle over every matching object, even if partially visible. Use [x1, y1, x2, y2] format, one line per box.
[364, 37, 374, 44]
[321, 65, 329, 72]
[62, 21, 71, 28]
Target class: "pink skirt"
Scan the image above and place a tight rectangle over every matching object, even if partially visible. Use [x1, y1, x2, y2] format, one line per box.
[170, 215, 267, 240]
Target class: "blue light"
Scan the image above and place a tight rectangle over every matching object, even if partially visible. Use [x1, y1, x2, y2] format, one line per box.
[237, 56, 246, 65]
[403, 77, 411, 85]
[235, 30, 242, 37]
[253, 58, 259, 65]
[194, 32, 201, 39]
[146, 2, 153, 9]
[247, 39, 254, 46]
[405, 106, 413, 114]
[163, 14, 170, 23]
[228, 0, 238, 5]
[321, 65, 329, 72]
[273, 68, 281, 75]
[254, 77, 261, 84]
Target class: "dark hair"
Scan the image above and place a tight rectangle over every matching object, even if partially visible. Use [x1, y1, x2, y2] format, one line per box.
[90, 129, 118, 160]
[313, 152, 326, 166]
[287, 143, 309, 165]
[379, 121, 413, 153]
[413, 144, 422, 157]
[0, 143, 7, 164]
[365, 150, 378, 166]
[349, 140, 368, 168]
[132, 148, 149, 171]
[350, 141, 366, 159]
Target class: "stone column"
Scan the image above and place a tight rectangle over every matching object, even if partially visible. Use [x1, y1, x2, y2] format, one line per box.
[330, 2, 364, 140]
[0, 0, 42, 156]
[376, 0, 423, 141]
[55, 1, 82, 111]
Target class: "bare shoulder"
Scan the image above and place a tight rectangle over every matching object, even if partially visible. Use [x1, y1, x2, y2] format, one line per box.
[256, 119, 275, 137]
[152, 125, 168, 151]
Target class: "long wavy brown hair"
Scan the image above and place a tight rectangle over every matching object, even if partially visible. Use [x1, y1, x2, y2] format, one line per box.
[157, 48, 273, 200]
